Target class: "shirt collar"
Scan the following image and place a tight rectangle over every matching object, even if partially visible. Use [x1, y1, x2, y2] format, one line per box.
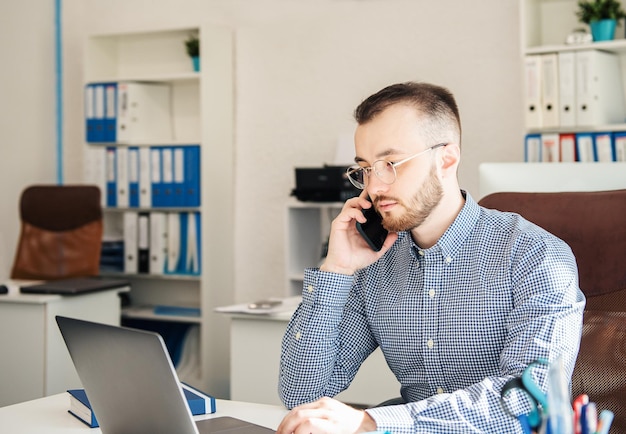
[401, 190, 481, 262]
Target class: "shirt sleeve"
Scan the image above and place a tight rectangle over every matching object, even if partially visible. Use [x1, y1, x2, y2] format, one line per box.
[278, 268, 379, 409]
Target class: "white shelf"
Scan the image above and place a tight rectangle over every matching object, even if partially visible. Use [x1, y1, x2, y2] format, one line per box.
[285, 201, 343, 296]
[122, 306, 201, 324]
[524, 39, 626, 55]
[84, 23, 235, 396]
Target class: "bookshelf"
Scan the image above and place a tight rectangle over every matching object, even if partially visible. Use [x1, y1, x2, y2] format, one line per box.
[285, 201, 343, 296]
[83, 25, 234, 394]
[520, 0, 626, 164]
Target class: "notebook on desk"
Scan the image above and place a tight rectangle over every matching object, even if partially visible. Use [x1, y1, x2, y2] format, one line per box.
[56, 316, 275, 434]
[20, 277, 129, 295]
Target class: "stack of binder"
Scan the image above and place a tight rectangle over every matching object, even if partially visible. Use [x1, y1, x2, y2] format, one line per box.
[524, 50, 626, 130]
[120, 211, 201, 276]
[84, 145, 200, 208]
[85, 81, 173, 144]
[525, 131, 625, 162]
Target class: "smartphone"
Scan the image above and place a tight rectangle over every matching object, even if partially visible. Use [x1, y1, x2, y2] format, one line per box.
[355, 200, 388, 252]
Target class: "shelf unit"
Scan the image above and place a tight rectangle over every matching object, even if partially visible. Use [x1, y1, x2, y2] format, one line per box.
[285, 201, 343, 296]
[520, 0, 626, 135]
[83, 25, 234, 395]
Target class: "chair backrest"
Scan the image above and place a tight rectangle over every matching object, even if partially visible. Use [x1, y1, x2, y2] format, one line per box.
[478, 189, 626, 311]
[10, 185, 103, 280]
[478, 189, 626, 431]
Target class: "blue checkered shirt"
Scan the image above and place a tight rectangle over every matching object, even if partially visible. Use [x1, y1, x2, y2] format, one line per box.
[279, 193, 585, 433]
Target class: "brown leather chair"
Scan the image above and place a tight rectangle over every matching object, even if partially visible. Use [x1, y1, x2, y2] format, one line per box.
[10, 185, 103, 280]
[479, 189, 626, 433]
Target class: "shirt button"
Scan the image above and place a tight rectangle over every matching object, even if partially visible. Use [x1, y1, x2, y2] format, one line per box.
[437, 387, 444, 394]
[445, 256, 452, 263]
[428, 289, 435, 298]
[427, 339, 434, 349]
[418, 250, 425, 256]
[295, 331, 302, 340]
[307, 285, 314, 293]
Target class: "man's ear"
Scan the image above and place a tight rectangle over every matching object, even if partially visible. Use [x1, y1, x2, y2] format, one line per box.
[440, 143, 460, 177]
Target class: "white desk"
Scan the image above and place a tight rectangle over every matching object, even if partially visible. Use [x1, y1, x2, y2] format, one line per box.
[0, 286, 128, 407]
[229, 311, 400, 407]
[0, 393, 288, 433]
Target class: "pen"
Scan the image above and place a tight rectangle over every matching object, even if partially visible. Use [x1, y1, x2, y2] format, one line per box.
[583, 402, 597, 434]
[573, 394, 589, 434]
[517, 414, 532, 434]
[595, 409, 614, 434]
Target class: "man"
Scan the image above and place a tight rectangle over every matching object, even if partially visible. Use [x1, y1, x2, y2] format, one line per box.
[276, 82, 585, 433]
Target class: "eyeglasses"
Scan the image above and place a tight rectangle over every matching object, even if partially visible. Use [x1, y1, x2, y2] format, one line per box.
[346, 143, 447, 189]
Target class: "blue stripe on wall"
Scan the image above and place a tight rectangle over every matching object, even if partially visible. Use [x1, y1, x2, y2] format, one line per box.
[55, 0, 63, 184]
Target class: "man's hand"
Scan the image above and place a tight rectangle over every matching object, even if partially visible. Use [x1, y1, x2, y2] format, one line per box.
[276, 397, 377, 434]
[321, 194, 398, 276]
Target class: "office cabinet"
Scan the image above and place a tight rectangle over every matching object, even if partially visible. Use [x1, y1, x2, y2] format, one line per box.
[0, 288, 126, 407]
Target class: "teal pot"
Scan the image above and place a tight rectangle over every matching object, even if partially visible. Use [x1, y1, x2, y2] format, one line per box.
[590, 19, 617, 41]
[192, 56, 200, 72]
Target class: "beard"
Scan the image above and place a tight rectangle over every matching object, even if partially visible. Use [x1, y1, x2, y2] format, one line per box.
[377, 164, 444, 232]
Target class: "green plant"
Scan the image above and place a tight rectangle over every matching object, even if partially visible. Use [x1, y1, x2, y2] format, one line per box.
[184, 34, 199, 57]
[576, 0, 626, 24]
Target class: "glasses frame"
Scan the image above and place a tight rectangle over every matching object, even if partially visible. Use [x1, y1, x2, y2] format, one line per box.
[346, 143, 448, 189]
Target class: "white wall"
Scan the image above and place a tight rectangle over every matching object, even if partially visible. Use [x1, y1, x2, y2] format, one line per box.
[0, 0, 57, 280]
[60, 0, 524, 304]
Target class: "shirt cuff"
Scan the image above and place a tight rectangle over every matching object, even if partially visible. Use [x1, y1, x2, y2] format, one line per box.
[302, 268, 354, 308]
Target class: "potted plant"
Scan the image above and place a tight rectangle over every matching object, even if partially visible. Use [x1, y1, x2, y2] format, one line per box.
[185, 34, 200, 71]
[576, 0, 626, 41]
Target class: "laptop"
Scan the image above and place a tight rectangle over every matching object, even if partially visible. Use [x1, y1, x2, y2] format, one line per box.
[21, 277, 129, 295]
[56, 316, 275, 434]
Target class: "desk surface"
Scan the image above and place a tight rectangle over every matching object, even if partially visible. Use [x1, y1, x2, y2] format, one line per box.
[0, 393, 289, 433]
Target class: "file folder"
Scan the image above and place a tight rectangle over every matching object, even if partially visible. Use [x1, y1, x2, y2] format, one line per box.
[559, 133, 577, 162]
[524, 55, 543, 129]
[94, 84, 105, 142]
[576, 50, 626, 126]
[184, 146, 201, 207]
[85, 84, 97, 143]
[166, 212, 181, 274]
[558, 52, 577, 128]
[524, 134, 541, 162]
[186, 212, 201, 275]
[594, 132, 615, 162]
[123, 212, 138, 273]
[173, 147, 185, 207]
[614, 132, 626, 162]
[151, 147, 164, 207]
[137, 212, 150, 273]
[116, 147, 129, 208]
[116, 82, 173, 144]
[576, 133, 595, 162]
[162, 147, 174, 207]
[103, 82, 117, 142]
[540, 53, 559, 129]
[541, 133, 559, 162]
[105, 147, 117, 207]
[83, 146, 107, 207]
[128, 147, 140, 208]
[149, 212, 167, 275]
[138, 147, 152, 208]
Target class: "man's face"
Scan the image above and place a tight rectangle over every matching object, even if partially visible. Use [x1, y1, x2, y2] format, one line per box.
[354, 104, 444, 232]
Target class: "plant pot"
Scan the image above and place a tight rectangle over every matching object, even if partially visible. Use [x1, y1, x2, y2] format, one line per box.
[191, 56, 200, 72]
[590, 19, 617, 41]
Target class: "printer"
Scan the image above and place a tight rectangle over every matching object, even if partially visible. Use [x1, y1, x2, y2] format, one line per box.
[291, 165, 360, 202]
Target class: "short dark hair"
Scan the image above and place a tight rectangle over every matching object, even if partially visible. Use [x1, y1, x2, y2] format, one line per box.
[354, 82, 461, 146]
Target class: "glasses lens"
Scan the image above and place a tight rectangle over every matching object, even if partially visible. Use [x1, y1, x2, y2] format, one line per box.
[347, 167, 366, 189]
[373, 161, 396, 185]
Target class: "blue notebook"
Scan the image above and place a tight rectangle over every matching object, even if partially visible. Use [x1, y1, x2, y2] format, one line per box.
[67, 383, 216, 428]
